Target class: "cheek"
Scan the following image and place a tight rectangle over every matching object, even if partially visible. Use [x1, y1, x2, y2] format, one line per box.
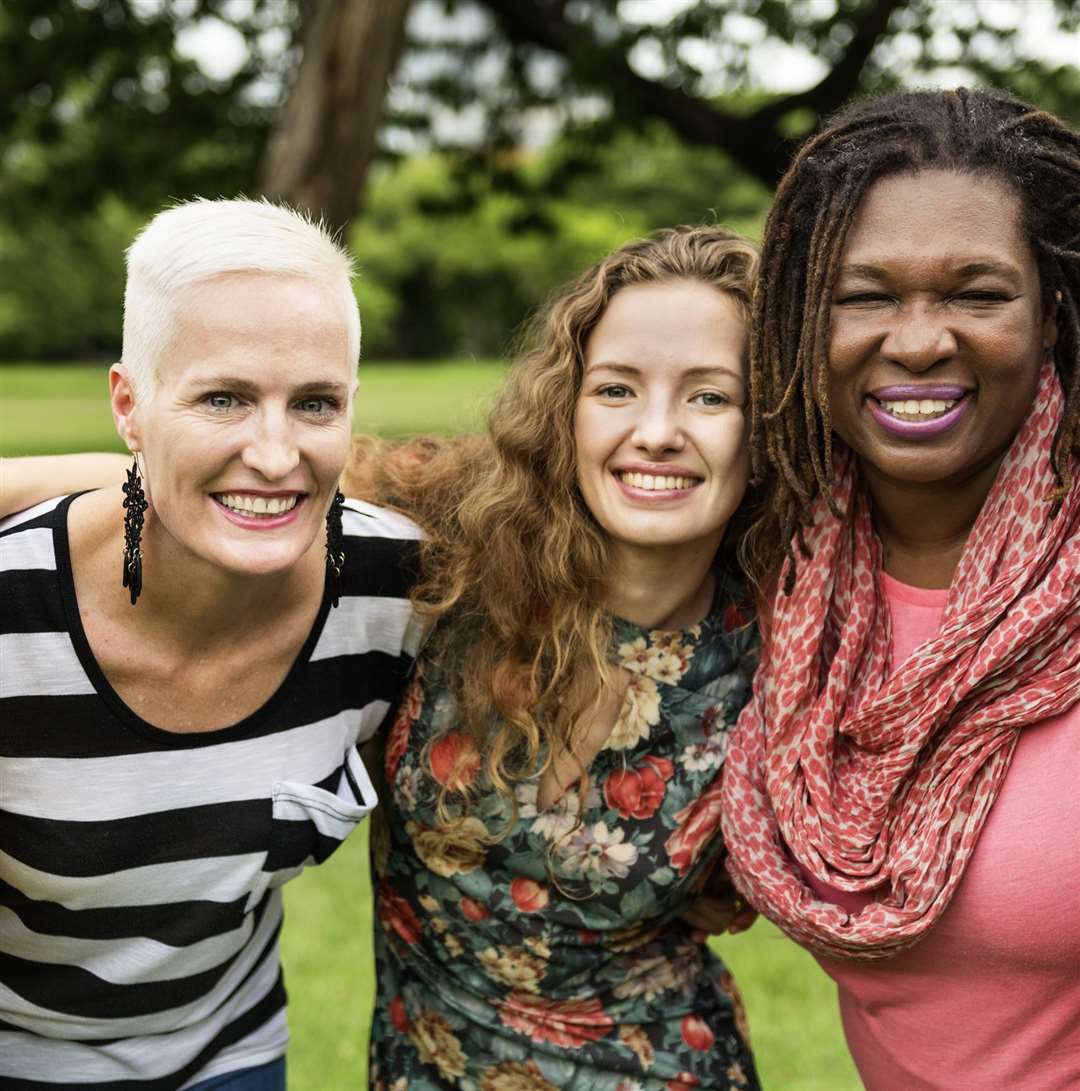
[823, 369, 862, 443]
[706, 416, 750, 479]
[572, 406, 603, 475]
[825, 320, 866, 399]
[315, 424, 353, 479]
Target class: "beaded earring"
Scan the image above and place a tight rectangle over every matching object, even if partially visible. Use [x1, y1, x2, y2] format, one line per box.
[325, 490, 346, 608]
[121, 456, 148, 605]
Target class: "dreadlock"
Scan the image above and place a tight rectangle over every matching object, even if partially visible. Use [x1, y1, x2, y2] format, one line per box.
[748, 87, 1080, 592]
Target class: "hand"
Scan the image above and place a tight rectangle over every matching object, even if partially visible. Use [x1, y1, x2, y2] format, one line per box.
[680, 860, 757, 937]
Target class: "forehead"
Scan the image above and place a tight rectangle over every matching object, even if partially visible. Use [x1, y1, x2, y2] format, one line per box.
[842, 169, 1032, 271]
[160, 272, 353, 384]
[585, 279, 747, 375]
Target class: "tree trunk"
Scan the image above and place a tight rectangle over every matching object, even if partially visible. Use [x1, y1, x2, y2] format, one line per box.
[259, 0, 411, 237]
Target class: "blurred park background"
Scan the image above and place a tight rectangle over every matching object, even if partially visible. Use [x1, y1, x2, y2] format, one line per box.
[2, 1, 1079, 1088]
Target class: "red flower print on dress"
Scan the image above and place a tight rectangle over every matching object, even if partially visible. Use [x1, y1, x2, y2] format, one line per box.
[388, 995, 410, 1033]
[377, 878, 422, 945]
[429, 729, 481, 791]
[510, 877, 550, 913]
[666, 1076, 700, 1090]
[681, 1014, 715, 1052]
[665, 772, 724, 876]
[497, 991, 614, 1048]
[385, 674, 424, 784]
[460, 896, 490, 923]
[604, 756, 675, 820]
[723, 602, 749, 632]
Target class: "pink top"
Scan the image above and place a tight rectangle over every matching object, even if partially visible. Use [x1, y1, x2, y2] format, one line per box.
[808, 572, 1080, 1090]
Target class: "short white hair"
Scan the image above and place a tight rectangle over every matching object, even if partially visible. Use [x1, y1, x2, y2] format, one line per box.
[122, 198, 360, 396]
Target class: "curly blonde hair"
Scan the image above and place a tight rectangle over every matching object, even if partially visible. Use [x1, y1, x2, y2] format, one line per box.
[347, 226, 760, 801]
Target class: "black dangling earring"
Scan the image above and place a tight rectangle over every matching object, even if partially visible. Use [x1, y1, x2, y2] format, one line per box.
[325, 490, 346, 608]
[121, 456, 148, 606]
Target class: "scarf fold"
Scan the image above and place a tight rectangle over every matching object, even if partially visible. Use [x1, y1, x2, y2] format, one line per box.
[721, 360, 1080, 960]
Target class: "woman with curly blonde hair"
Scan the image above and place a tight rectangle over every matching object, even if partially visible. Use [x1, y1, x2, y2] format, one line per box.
[353, 226, 767, 1091]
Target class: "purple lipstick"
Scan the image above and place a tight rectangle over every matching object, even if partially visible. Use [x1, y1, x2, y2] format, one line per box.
[866, 385, 971, 439]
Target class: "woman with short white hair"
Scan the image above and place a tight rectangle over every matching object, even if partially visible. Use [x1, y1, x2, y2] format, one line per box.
[0, 200, 423, 1090]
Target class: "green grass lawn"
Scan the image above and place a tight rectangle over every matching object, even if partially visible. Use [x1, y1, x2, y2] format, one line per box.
[1, 361, 862, 1091]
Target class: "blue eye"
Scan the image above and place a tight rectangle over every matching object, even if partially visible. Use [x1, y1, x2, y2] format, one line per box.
[693, 391, 730, 407]
[296, 396, 341, 414]
[206, 393, 237, 410]
[598, 384, 632, 399]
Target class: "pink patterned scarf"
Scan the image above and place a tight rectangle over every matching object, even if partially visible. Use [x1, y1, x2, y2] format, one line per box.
[721, 360, 1080, 960]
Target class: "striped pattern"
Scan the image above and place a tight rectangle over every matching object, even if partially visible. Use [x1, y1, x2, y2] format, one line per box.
[0, 495, 422, 1089]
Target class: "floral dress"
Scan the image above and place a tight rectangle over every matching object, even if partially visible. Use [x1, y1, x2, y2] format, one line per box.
[369, 579, 761, 1091]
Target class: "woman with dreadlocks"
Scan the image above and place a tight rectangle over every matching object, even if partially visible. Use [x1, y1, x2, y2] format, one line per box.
[721, 88, 1080, 1090]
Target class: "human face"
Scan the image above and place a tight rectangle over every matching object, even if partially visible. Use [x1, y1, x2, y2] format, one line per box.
[114, 272, 355, 578]
[574, 279, 749, 562]
[828, 170, 1056, 493]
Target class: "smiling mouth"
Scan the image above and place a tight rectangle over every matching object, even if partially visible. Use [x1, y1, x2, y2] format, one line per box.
[873, 396, 960, 422]
[616, 471, 701, 491]
[213, 493, 301, 517]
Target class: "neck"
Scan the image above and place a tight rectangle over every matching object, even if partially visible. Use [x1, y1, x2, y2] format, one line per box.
[863, 455, 1004, 590]
[603, 537, 721, 630]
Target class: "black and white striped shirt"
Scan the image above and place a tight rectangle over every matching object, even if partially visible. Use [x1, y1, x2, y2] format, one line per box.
[0, 494, 423, 1089]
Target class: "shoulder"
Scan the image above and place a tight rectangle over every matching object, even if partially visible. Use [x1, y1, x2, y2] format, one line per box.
[0, 495, 72, 580]
[0, 496, 74, 653]
[684, 571, 761, 685]
[337, 498, 423, 602]
[314, 499, 428, 663]
[0, 493, 70, 537]
[342, 498, 424, 543]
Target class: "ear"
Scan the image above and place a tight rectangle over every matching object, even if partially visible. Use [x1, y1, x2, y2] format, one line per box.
[110, 363, 141, 452]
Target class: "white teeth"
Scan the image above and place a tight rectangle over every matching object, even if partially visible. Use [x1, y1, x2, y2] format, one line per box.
[618, 472, 698, 491]
[217, 493, 299, 516]
[879, 398, 957, 419]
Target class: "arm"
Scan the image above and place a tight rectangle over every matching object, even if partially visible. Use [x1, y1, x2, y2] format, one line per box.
[0, 453, 128, 517]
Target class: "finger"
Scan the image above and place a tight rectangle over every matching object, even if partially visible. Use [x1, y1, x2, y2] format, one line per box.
[679, 898, 736, 934]
[702, 868, 736, 896]
[727, 908, 759, 934]
[678, 908, 711, 932]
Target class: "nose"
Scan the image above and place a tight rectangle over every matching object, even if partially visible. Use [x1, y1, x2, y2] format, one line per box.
[880, 302, 958, 372]
[241, 407, 300, 481]
[630, 393, 684, 455]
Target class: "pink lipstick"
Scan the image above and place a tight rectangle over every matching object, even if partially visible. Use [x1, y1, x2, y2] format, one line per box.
[866, 385, 972, 439]
[869, 385, 968, 401]
[211, 492, 306, 530]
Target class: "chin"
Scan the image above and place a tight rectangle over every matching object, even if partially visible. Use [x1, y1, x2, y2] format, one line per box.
[859, 446, 978, 488]
[210, 539, 314, 578]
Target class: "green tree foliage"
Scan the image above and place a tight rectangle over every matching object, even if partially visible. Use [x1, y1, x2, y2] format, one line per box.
[2, 0, 1078, 360]
[351, 122, 771, 357]
[0, 0, 291, 217]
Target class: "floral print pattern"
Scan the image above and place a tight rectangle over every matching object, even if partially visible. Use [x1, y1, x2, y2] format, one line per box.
[370, 576, 760, 1091]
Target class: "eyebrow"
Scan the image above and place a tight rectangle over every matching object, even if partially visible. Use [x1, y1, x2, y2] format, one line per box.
[586, 362, 745, 384]
[838, 260, 1022, 280]
[189, 376, 351, 398]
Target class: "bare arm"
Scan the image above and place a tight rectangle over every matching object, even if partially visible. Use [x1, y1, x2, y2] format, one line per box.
[0, 453, 128, 517]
